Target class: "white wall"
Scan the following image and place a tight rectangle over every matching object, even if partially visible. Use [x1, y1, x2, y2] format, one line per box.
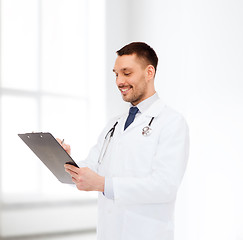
[105, 0, 131, 118]
[105, 0, 243, 239]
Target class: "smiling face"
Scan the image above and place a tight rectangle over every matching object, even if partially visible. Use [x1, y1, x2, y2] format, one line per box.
[113, 54, 156, 106]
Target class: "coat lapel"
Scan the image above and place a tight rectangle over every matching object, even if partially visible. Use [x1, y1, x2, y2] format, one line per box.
[123, 99, 165, 132]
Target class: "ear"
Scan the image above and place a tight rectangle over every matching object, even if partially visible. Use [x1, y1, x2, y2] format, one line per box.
[146, 65, 155, 81]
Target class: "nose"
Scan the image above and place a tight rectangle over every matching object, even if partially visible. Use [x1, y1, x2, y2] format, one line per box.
[116, 75, 125, 86]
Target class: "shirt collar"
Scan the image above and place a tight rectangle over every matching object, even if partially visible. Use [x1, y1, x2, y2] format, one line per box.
[131, 92, 159, 114]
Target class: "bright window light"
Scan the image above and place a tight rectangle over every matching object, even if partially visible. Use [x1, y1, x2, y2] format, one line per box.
[0, 0, 105, 203]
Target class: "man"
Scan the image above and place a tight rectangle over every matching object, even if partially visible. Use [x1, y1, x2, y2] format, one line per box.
[62, 42, 189, 240]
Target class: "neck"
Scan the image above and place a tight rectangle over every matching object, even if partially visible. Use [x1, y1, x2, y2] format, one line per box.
[131, 90, 156, 106]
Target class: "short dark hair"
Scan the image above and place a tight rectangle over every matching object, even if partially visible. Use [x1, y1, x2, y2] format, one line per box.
[116, 42, 158, 72]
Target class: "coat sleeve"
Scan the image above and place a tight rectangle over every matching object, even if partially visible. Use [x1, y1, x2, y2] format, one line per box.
[112, 115, 189, 205]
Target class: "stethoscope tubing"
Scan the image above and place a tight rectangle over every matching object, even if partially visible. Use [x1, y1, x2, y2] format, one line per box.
[98, 121, 118, 164]
[98, 117, 154, 164]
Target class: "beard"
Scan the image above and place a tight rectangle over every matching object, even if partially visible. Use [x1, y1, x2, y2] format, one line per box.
[122, 82, 148, 105]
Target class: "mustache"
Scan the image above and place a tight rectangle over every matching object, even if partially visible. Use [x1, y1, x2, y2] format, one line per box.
[118, 84, 132, 88]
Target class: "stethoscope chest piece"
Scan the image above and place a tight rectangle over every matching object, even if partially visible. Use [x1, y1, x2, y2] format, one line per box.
[142, 126, 152, 136]
[142, 117, 155, 136]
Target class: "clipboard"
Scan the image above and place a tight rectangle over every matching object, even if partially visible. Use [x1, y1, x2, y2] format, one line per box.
[18, 132, 79, 184]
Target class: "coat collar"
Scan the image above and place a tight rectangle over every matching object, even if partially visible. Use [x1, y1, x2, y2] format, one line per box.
[133, 92, 159, 114]
[143, 98, 165, 118]
[117, 98, 165, 133]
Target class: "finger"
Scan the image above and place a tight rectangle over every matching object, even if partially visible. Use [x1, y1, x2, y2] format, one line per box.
[62, 143, 68, 150]
[62, 144, 71, 155]
[71, 178, 85, 190]
[72, 177, 78, 184]
[64, 164, 79, 173]
[65, 167, 76, 175]
[65, 168, 79, 179]
[57, 138, 67, 150]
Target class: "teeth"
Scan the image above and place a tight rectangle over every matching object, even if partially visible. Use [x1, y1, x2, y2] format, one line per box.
[121, 88, 129, 92]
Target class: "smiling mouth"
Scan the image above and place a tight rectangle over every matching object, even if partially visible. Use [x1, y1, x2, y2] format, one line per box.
[119, 86, 132, 95]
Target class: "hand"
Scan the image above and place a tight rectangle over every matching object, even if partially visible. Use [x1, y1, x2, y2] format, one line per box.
[64, 164, 105, 192]
[56, 138, 71, 155]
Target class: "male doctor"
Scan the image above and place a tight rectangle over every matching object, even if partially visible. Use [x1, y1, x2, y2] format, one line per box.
[62, 42, 189, 240]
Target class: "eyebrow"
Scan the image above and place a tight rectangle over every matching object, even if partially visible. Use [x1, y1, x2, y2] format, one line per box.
[113, 67, 132, 73]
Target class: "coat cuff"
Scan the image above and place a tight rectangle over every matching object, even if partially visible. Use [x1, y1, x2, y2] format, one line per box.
[103, 177, 114, 200]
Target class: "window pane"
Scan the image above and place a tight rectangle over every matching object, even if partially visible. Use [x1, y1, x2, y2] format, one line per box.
[41, 96, 89, 159]
[40, 96, 96, 199]
[0, 0, 104, 202]
[1, 96, 39, 196]
[41, 0, 88, 96]
[1, 0, 38, 90]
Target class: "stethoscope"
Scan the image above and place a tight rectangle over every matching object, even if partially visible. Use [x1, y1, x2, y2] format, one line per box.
[142, 117, 154, 136]
[98, 117, 155, 164]
[98, 121, 118, 164]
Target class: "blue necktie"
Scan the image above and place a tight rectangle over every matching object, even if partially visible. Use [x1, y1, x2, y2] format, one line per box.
[124, 106, 139, 130]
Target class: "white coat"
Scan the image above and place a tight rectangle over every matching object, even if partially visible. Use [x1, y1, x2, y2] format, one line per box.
[80, 99, 189, 240]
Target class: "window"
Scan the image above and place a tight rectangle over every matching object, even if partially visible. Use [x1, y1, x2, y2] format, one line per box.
[0, 0, 105, 203]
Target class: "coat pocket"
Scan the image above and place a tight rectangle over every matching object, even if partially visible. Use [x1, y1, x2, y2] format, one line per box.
[121, 210, 173, 240]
